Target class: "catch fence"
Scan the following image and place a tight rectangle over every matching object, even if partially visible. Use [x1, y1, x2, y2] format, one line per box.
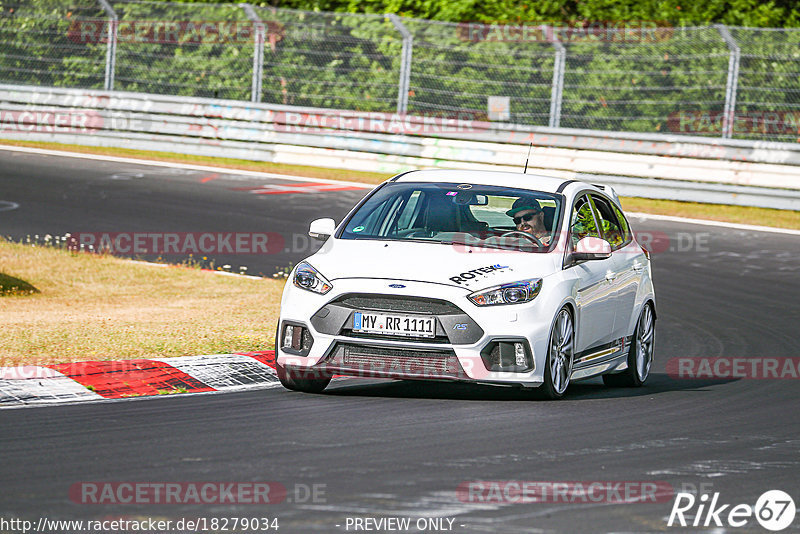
[2, 0, 799, 142]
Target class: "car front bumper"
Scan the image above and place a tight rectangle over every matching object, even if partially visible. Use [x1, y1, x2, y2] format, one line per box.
[276, 278, 560, 387]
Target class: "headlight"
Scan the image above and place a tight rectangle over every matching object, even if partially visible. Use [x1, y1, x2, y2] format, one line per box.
[293, 262, 332, 294]
[467, 278, 542, 306]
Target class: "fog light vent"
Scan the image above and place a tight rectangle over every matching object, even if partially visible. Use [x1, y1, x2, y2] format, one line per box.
[514, 342, 526, 366]
[480, 340, 533, 372]
[282, 323, 314, 355]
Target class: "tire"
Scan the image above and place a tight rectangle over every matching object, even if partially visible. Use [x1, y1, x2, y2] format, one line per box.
[274, 325, 331, 393]
[603, 302, 655, 388]
[538, 306, 575, 400]
[275, 360, 332, 393]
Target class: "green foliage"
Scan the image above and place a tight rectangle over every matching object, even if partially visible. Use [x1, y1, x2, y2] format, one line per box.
[0, 0, 108, 89]
[1, 0, 798, 141]
[248, 0, 800, 27]
[255, 9, 402, 109]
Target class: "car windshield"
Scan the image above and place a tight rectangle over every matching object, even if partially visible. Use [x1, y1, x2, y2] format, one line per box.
[340, 182, 562, 252]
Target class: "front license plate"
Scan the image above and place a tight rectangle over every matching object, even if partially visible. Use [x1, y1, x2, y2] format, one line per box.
[353, 312, 435, 338]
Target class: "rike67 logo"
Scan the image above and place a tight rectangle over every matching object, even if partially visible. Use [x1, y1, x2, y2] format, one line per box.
[668, 490, 796, 531]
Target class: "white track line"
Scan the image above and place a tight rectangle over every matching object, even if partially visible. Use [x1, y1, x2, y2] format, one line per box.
[628, 212, 800, 236]
[0, 144, 372, 189]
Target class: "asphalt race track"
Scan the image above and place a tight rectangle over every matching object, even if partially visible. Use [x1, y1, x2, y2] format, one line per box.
[0, 149, 369, 276]
[1, 147, 800, 533]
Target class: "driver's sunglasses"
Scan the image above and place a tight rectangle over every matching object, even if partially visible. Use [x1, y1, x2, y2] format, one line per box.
[513, 212, 540, 225]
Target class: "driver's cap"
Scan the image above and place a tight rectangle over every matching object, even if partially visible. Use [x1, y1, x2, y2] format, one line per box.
[506, 197, 543, 217]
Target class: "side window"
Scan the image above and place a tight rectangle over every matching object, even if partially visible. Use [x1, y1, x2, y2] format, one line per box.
[570, 194, 601, 247]
[346, 197, 391, 235]
[351, 190, 425, 237]
[469, 195, 516, 227]
[590, 195, 626, 249]
[612, 204, 632, 245]
[378, 195, 407, 236]
[396, 191, 423, 231]
[389, 190, 427, 234]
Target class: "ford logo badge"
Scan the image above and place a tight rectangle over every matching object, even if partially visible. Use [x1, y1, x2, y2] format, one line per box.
[389, 284, 406, 288]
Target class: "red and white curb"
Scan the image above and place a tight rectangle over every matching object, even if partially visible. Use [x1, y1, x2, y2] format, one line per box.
[0, 351, 280, 407]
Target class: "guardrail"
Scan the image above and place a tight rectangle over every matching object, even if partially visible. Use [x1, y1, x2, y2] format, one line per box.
[1, 84, 799, 210]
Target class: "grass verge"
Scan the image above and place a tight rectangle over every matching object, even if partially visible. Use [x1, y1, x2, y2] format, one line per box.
[619, 197, 800, 230]
[1, 139, 798, 231]
[0, 239, 284, 366]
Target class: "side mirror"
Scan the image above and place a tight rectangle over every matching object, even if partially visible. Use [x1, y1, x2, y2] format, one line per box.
[572, 236, 612, 261]
[309, 218, 336, 241]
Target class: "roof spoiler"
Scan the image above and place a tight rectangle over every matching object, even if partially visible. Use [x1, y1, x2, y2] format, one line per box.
[592, 183, 621, 206]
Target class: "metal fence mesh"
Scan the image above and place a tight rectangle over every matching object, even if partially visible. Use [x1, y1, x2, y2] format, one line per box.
[1, 0, 799, 143]
[110, 0, 253, 100]
[0, 0, 107, 89]
[560, 27, 730, 133]
[254, 7, 402, 110]
[401, 19, 555, 124]
[731, 26, 800, 142]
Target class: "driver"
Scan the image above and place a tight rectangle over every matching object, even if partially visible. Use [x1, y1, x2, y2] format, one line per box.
[506, 197, 551, 245]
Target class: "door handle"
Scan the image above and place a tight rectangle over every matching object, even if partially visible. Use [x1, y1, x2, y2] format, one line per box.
[632, 262, 643, 272]
[605, 271, 616, 282]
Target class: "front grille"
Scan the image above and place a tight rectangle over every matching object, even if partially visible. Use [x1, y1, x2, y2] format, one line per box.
[331, 294, 463, 315]
[321, 343, 468, 380]
[311, 294, 483, 345]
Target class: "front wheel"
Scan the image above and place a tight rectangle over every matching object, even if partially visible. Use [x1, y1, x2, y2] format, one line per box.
[275, 360, 332, 393]
[538, 307, 575, 400]
[274, 325, 331, 393]
[603, 302, 655, 387]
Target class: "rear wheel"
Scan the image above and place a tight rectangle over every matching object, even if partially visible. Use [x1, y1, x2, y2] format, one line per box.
[603, 302, 655, 387]
[538, 307, 574, 400]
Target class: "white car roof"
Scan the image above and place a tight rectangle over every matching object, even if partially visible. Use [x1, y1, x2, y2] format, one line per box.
[391, 169, 581, 195]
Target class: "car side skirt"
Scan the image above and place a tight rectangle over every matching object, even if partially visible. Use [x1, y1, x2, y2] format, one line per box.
[571, 336, 632, 381]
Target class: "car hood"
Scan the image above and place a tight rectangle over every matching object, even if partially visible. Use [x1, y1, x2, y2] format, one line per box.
[306, 238, 559, 291]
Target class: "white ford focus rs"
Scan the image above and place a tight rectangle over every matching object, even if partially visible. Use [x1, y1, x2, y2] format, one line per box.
[276, 169, 655, 399]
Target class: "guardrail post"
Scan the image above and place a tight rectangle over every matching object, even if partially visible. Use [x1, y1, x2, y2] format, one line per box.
[716, 24, 741, 139]
[545, 25, 566, 129]
[242, 4, 265, 103]
[388, 14, 412, 115]
[96, 0, 117, 91]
